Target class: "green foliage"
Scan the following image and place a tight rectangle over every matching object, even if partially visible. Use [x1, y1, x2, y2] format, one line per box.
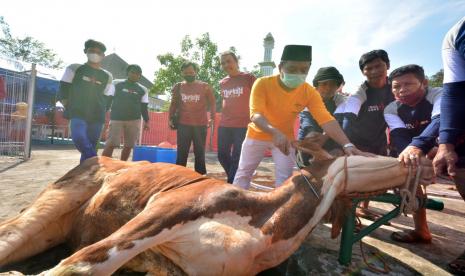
[247, 65, 263, 78]
[151, 33, 234, 99]
[151, 33, 263, 111]
[0, 16, 63, 69]
[428, 69, 443, 88]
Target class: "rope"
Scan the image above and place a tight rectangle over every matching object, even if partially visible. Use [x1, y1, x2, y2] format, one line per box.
[399, 164, 423, 216]
[359, 239, 391, 274]
[342, 156, 349, 193]
[343, 189, 388, 199]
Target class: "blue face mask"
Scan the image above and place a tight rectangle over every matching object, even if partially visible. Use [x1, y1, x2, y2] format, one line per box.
[280, 73, 307, 88]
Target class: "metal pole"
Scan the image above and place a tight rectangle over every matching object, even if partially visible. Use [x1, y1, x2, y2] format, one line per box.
[24, 64, 36, 159]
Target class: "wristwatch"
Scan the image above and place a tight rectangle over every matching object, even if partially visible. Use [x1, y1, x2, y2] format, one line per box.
[343, 143, 355, 149]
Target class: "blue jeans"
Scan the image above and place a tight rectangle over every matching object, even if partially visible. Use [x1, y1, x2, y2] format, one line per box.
[70, 118, 103, 163]
[217, 127, 247, 183]
[298, 111, 314, 140]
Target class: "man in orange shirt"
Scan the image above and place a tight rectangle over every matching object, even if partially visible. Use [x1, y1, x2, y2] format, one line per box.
[233, 45, 365, 189]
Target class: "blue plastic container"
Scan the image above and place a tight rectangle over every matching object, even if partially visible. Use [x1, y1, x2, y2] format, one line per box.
[132, 146, 177, 164]
[155, 148, 177, 164]
[132, 146, 158, 162]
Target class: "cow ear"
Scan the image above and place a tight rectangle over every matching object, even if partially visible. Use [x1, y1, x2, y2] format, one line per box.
[328, 198, 352, 239]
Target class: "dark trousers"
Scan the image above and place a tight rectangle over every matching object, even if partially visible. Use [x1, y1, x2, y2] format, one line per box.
[176, 124, 207, 174]
[217, 127, 247, 183]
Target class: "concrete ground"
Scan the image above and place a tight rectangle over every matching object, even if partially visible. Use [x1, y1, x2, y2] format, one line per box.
[0, 145, 464, 275]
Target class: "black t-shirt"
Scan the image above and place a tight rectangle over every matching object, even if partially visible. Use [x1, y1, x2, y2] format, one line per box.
[110, 80, 149, 121]
[343, 82, 394, 151]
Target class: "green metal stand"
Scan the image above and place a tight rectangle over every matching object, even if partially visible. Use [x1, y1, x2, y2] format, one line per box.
[338, 193, 444, 266]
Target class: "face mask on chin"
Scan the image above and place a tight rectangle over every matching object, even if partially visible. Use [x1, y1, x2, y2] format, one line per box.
[184, 76, 196, 83]
[396, 88, 425, 107]
[87, 53, 103, 64]
[280, 73, 307, 89]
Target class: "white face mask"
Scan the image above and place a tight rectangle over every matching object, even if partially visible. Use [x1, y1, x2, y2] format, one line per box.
[87, 53, 103, 63]
[280, 73, 307, 88]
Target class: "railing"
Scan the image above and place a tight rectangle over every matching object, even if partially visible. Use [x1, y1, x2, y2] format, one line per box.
[0, 64, 36, 167]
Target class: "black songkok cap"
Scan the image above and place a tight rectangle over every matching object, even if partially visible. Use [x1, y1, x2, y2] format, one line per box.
[281, 45, 312, 62]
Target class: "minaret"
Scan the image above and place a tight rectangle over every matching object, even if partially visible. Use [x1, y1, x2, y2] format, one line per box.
[259, 33, 276, 76]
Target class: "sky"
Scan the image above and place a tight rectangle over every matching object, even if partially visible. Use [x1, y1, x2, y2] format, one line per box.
[2, 0, 465, 93]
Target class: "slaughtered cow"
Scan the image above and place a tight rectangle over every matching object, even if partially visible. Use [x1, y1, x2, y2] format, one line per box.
[0, 136, 433, 275]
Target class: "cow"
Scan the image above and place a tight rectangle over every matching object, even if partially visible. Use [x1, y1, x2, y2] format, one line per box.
[0, 136, 433, 275]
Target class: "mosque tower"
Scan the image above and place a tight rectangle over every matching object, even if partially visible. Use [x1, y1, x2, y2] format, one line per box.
[259, 33, 276, 76]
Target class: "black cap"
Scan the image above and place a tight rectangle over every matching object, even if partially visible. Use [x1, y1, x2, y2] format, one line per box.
[281, 45, 312, 62]
[312, 66, 344, 87]
[84, 39, 106, 53]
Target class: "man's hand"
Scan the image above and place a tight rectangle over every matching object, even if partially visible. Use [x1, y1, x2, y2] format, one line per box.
[272, 129, 290, 155]
[398, 145, 423, 167]
[433, 143, 458, 177]
[143, 121, 150, 130]
[169, 119, 176, 130]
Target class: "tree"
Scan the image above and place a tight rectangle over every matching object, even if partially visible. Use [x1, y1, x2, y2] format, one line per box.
[152, 33, 262, 108]
[428, 69, 443, 88]
[0, 16, 63, 69]
[152, 33, 226, 98]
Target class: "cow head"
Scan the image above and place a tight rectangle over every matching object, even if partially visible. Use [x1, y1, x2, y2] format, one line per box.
[292, 133, 350, 238]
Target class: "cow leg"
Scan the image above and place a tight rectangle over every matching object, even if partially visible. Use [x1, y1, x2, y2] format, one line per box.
[0, 209, 78, 267]
[0, 157, 138, 266]
[45, 199, 183, 276]
[124, 249, 187, 276]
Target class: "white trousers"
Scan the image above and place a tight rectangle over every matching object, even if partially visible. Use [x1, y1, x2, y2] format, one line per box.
[233, 138, 296, 190]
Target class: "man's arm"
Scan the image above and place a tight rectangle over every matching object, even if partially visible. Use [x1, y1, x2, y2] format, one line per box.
[249, 78, 290, 155]
[251, 113, 290, 155]
[320, 120, 350, 147]
[410, 115, 440, 153]
[305, 86, 356, 153]
[58, 65, 79, 105]
[139, 85, 150, 123]
[168, 84, 180, 118]
[433, 18, 465, 176]
[206, 84, 216, 125]
[341, 85, 367, 138]
[383, 102, 411, 153]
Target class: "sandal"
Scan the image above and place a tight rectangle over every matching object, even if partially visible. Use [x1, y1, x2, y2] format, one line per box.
[449, 250, 465, 275]
[390, 230, 432, 244]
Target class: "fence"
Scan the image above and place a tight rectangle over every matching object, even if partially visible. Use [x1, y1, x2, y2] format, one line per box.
[0, 64, 36, 168]
[32, 110, 300, 152]
[137, 112, 223, 151]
